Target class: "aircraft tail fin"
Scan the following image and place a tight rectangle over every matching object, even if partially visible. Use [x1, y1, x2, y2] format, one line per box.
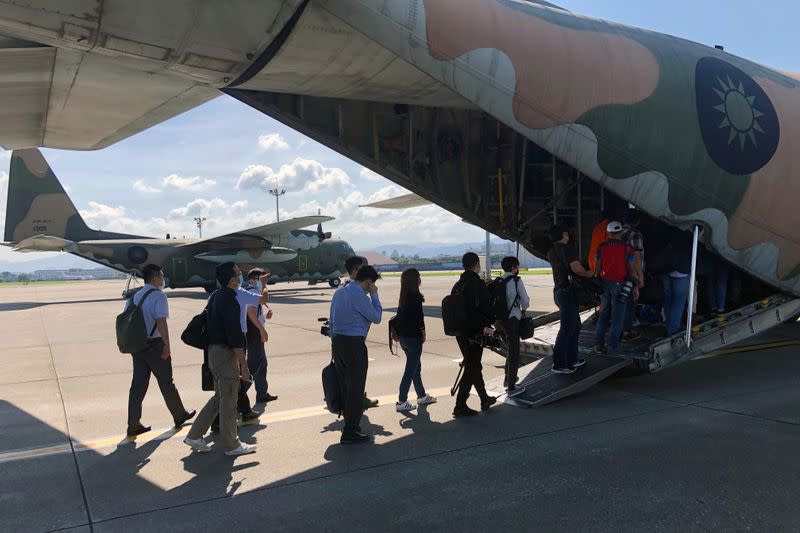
[4, 149, 135, 243]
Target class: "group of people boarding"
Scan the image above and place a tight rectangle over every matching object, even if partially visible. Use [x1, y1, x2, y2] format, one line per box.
[547, 206, 736, 375]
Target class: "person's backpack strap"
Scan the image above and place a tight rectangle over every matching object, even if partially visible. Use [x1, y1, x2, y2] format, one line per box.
[509, 277, 521, 313]
[135, 289, 159, 338]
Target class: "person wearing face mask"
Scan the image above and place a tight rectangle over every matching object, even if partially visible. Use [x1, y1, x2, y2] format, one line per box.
[125, 264, 195, 437]
[329, 265, 383, 444]
[333, 255, 380, 410]
[244, 268, 276, 403]
[185, 262, 257, 456]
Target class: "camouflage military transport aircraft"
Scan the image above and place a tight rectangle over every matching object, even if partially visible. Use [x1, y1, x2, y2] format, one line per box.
[0, 2, 797, 292]
[3, 149, 354, 291]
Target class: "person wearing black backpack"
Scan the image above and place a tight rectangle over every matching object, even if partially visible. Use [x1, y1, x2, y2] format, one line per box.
[452, 252, 497, 417]
[494, 256, 530, 394]
[125, 264, 195, 437]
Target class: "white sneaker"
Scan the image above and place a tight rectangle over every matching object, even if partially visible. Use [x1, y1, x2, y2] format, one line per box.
[225, 443, 257, 456]
[417, 395, 438, 406]
[183, 436, 212, 453]
[395, 400, 417, 412]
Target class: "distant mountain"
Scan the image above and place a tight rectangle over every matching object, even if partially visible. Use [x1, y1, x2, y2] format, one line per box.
[0, 253, 102, 273]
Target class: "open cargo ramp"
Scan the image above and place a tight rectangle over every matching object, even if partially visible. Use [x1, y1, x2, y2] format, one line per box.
[488, 294, 800, 407]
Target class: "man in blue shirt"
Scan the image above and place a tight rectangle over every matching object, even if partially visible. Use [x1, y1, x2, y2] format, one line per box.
[329, 265, 382, 444]
[126, 264, 195, 437]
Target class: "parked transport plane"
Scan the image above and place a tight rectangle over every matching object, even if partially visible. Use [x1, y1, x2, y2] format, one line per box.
[2, 149, 353, 292]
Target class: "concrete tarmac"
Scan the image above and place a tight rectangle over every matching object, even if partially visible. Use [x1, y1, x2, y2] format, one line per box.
[0, 276, 799, 532]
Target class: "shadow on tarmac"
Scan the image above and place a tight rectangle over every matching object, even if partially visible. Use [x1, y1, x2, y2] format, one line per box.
[0, 297, 123, 311]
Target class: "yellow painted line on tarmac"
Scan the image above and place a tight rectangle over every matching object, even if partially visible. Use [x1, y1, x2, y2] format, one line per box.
[0, 387, 453, 464]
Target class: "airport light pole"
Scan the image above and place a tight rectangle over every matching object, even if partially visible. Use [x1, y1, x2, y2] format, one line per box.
[268, 178, 286, 222]
[194, 216, 207, 238]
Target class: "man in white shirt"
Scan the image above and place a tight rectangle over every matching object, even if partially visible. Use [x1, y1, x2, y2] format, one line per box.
[499, 256, 530, 395]
[126, 264, 195, 437]
[244, 268, 276, 403]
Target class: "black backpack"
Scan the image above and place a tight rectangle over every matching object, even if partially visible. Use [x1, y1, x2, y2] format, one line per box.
[442, 280, 469, 336]
[322, 358, 342, 416]
[181, 308, 208, 349]
[487, 276, 515, 321]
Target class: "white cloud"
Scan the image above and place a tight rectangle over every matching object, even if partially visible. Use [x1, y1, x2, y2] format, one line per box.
[132, 174, 217, 194]
[258, 133, 290, 151]
[237, 158, 352, 194]
[162, 174, 216, 192]
[283, 186, 482, 248]
[359, 167, 385, 182]
[0, 170, 7, 185]
[0, 149, 10, 160]
[133, 179, 161, 193]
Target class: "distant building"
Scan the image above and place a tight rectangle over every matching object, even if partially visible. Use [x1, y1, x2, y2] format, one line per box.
[31, 268, 127, 282]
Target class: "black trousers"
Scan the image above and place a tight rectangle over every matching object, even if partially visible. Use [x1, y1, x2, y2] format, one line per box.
[332, 335, 368, 434]
[503, 317, 521, 387]
[127, 338, 187, 428]
[455, 336, 488, 407]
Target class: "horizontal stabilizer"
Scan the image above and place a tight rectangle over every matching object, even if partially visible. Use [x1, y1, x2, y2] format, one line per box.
[11, 234, 78, 253]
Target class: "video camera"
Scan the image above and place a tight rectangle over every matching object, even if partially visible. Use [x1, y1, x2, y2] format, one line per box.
[318, 317, 330, 337]
[470, 327, 507, 357]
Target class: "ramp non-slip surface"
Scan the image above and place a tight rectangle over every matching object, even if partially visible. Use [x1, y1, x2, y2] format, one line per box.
[487, 355, 632, 407]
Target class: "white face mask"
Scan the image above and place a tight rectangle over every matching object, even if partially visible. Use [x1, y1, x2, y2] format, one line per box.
[238, 273, 244, 287]
[160, 278, 167, 290]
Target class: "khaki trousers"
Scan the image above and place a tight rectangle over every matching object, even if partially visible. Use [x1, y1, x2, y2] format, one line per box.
[187, 344, 241, 451]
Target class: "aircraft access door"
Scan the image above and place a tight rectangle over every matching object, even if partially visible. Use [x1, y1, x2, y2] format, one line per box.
[299, 255, 308, 273]
[171, 257, 187, 283]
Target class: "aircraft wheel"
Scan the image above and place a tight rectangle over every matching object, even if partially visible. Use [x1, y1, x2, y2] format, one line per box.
[328, 278, 341, 288]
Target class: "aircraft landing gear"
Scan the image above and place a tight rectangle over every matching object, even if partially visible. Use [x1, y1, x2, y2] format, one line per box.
[122, 274, 142, 299]
[328, 278, 341, 288]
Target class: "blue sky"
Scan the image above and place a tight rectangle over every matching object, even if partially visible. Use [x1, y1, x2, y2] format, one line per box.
[0, 0, 797, 262]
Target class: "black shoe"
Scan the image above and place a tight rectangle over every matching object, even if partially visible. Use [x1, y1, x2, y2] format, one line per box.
[174, 409, 196, 429]
[453, 405, 479, 417]
[340, 432, 373, 444]
[257, 394, 278, 403]
[572, 359, 586, 368]
[481, 396, 497, 411]
[364, 397, 379, 409]
[126, 424, 151, 437]
[241, 410, 260, 423]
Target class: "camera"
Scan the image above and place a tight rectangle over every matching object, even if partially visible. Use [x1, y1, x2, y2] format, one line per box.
[617, 279, 634, 303]
[318, 317, 330, 337]
[470, 328, 506, 355]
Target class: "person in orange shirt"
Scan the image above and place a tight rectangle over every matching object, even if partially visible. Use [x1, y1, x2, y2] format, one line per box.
[588, 209, 614, 272]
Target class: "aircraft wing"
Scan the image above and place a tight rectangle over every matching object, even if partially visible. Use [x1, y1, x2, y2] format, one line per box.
[360, 193, 431, 209]
[181, 216, 334, 248]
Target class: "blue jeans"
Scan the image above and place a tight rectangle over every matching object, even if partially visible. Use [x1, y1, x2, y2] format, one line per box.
[553, 288, 581, 369]
[595, 280, 626, 350]
[398, 336, 426, 402]
[707, 262, 730, 312]
[661, 275, 690, 335]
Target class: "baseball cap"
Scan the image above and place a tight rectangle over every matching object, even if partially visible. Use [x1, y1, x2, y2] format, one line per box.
[607, 221, 623, 233]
